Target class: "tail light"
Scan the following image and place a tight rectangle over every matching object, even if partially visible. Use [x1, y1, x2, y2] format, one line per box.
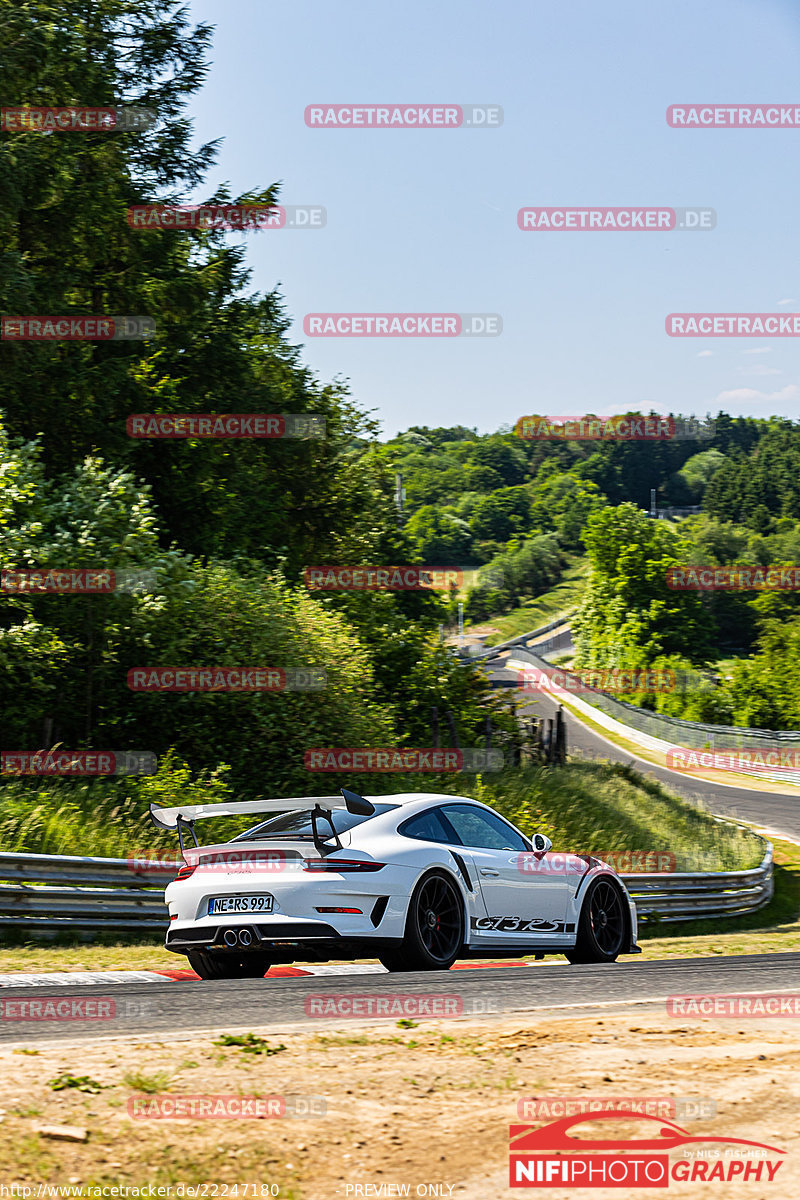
[303, 858, 385, 873]
[175, 862, 196, 882]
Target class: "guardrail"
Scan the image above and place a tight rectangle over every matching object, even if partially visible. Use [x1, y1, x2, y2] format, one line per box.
[462, 615, 574, 662]
[624, 844, 773, 924]
[509, 646, 800, 761]
[0, 852, 172, 933]
[522, 627, 573, 659]
[0, 844, 773, 934]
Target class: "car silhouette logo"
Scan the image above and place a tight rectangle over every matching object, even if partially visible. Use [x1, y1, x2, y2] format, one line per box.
[510, 1110, 785, 1154]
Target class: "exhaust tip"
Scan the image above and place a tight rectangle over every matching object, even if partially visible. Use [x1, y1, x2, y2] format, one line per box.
[223, 929, 238, 947]
[238, 928, 253, 947]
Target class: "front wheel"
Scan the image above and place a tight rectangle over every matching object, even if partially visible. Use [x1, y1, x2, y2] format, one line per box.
[187, 950, 272, 979]
[381, 870, 464, 971]
[566, 878, 627, 964]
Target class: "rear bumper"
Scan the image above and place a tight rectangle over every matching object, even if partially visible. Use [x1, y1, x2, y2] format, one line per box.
[166, 919, 339, 951]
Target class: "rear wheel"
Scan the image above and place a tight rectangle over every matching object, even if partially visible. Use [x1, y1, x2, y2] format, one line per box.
[187, 950, 272, 979]
[377, 951, 406, 972]
[379, 870, 464, 971]
[566, 878, 626, 964]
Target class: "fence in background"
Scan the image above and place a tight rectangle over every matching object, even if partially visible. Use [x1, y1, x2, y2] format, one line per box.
[510, 646, 800, 754]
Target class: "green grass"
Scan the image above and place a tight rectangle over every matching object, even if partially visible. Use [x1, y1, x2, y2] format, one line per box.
[636, 838, 800, 952]
[479, 558, 589, 646]
[0, 759, 761, 874]
[123, 1070, 172, 1094]
[0, 752, 235, 858]
[48, 1073, 105, 1093]
[213, 1033, 286, 1055]
[477, 760, 764, 873]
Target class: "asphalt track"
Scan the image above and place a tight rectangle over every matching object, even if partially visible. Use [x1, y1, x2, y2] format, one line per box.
[512, 677, 800, 840]
[1, 953, 799, 1044]
[2, 659, 797, 1046]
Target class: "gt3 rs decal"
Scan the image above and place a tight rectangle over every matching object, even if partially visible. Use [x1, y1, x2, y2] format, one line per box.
[471, 916, 576, 934]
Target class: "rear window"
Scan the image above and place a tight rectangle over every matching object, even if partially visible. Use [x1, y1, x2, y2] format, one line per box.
[234, 803, 398, 842]
[398, 808, 456, 844]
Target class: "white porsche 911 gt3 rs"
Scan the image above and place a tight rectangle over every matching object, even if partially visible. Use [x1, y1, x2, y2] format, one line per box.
[150, 789, 639, 979]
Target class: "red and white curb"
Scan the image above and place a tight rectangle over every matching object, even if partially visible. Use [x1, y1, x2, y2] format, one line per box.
[0, 960, 543, 988]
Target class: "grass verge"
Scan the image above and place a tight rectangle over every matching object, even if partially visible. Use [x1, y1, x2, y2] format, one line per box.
[479, 558, 588, 646]
[0, 761, 764, 869]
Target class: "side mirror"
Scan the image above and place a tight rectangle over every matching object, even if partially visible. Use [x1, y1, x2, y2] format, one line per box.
[532, 833, 552, 853]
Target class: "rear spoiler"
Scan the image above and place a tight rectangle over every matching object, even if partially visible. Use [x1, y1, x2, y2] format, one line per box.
[149, 788, 374, 856]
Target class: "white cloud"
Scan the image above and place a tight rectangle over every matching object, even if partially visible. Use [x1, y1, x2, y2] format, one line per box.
[742, 346, 772, 354]
[713, 383, 800, 414]
[777, 298, 799, 306]
[696, 350, 713, 358]
[741, 364, 781, 377]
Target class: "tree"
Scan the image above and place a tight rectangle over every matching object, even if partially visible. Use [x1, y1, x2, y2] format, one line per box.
[704, 423, 800, 528]
[572, 503, 716, 669]
[0, 0, 396, 573]
[466, 437, 528, 486]
[470, 486, 533, 542]
[669, 448, 726, 503]
[529, 472, 606, 548]
[405, 506, 473, 563]
[464, 534, 563, 620]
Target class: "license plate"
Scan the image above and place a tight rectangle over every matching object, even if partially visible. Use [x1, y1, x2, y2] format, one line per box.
[208, 894, 274, 915]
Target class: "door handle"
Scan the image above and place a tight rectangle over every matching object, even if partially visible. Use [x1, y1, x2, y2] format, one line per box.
[480, 868, 500, 877]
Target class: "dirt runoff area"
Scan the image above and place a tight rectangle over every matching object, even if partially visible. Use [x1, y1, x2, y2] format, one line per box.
[0, 1009, 798, 1200]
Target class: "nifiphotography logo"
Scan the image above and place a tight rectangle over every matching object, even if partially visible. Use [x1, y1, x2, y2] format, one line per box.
[509, 1111, 785, 1187]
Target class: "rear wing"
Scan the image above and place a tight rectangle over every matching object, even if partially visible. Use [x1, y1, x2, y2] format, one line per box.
[149, 788, 374, 856]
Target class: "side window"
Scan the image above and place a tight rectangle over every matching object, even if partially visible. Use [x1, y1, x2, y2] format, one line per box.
[440, 804, 528, 851]
[399, 808, 458, 844]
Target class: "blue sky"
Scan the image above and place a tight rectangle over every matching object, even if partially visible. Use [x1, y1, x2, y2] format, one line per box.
[185, 0, 800, 438]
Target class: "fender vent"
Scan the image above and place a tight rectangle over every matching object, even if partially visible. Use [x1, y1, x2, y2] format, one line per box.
[451, 852, 474, 891]
[370, 896, 389, 927]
